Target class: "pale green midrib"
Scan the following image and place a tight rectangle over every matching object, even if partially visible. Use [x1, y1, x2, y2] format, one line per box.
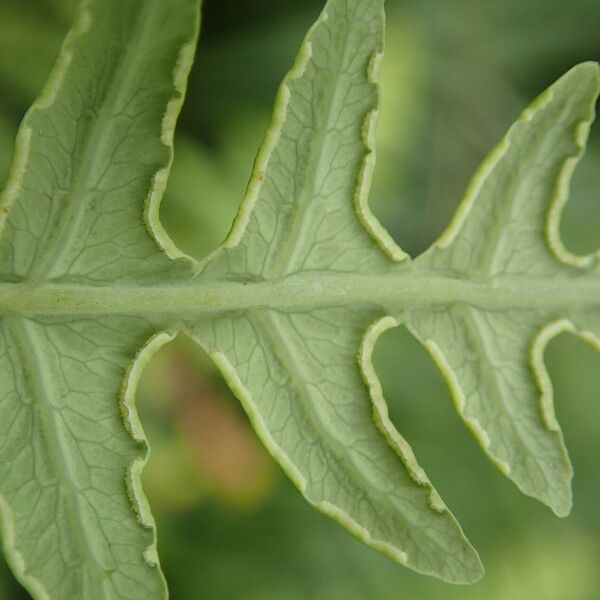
[254, 310, 459, 559]
[4, 316, 115, 599]
[29, 0, 160, 281]
[0, 272, 598, 315]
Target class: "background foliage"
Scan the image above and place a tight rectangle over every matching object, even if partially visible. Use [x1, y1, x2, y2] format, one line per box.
[0, 0, 598, 598]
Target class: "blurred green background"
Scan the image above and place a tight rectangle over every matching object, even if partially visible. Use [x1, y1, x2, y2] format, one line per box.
[0, 1, 599, 598]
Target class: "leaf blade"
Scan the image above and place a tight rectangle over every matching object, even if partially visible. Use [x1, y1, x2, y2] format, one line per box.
[189, 307, 483, 583]
[419, 62, 600, 276]
[0, 316, 169, 598]
[0, 0, 199, 284]
[201, 0, 404, 280]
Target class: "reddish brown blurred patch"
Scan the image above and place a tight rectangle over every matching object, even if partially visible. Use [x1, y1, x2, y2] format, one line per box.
[165, 347, 274, 507]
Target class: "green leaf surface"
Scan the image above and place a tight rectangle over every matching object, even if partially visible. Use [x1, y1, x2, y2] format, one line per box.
[0, 0, 598, 597]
